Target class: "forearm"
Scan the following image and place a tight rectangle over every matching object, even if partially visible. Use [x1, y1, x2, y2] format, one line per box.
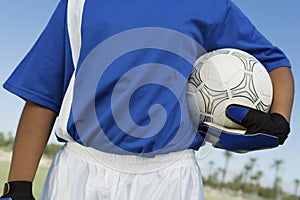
[8, 101, 57, 182]
[269, 67, 294, 122]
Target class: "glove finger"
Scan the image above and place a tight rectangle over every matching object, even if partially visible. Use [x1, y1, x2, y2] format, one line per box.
[226, 104, 251, 124]
[226, 104, 269, 134]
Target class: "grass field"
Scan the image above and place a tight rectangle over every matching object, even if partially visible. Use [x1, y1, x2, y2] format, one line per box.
[0, 160, 49, 198]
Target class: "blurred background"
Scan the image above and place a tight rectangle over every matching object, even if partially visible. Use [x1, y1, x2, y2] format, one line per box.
[0, 0, 299, 199]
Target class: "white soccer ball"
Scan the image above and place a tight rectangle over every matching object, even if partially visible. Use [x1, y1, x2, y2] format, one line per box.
[186, 48, 273, 131]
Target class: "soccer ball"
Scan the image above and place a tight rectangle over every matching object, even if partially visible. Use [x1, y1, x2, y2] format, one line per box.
[186, 48, 273, 131]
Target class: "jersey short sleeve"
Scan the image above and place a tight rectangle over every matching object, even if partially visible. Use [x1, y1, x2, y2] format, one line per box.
[204, 0, 291, 72]
[3, 0, 73, 113]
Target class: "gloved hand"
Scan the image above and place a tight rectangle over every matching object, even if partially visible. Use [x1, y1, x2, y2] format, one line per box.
[0, 181, 35, 200]
[198, 104, 290, 153]
[226, 104, 290, 144]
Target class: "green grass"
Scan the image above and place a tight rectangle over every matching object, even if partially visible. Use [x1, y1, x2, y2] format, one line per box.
[0, 160, 10, 195]
[0, 160, 49, 199]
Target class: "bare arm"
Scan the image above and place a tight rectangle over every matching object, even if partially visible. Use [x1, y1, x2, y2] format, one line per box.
[8, 101, 57, 182]
[269, 67, 294, 122]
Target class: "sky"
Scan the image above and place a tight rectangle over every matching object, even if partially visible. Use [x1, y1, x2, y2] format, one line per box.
[0, 0, 299, 194]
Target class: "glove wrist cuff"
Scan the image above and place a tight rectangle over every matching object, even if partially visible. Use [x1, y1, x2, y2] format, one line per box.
[1, 181, 34, 200]
[270, 113, 290, 145]
[270, 113, 290, 132]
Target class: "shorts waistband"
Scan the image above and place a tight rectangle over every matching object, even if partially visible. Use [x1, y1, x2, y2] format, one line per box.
[64, 142, 196, 173]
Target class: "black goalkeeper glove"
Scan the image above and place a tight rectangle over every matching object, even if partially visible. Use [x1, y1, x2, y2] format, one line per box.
[1, 181, 35, 200]
[199, 104, 290, 153]
[226, 104, 290, 144]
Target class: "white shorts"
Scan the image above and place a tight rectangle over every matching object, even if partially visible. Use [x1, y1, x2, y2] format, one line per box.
[40, 142, 204, 200]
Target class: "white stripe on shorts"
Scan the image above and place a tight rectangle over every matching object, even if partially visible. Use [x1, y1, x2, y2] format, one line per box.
[40, 142, 204, 200]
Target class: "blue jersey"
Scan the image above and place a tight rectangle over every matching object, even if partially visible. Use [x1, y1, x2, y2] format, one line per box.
[3, 0, 290, 156]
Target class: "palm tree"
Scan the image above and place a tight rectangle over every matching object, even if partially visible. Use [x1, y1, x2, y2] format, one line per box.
[210, 168, 222, 186]
[271, 159, 283, 199]
[250, 170, 263, 194]
[274, 177, 282, 200]
[233, 172, 244, 183]
[208, 160, 215, 183]
[248, 157, 257, 184]
[208, 160, 215, 175]
[254, 171, 263, 187]
[249, 157, 257, 166]
[272, 159, 283, 180]
[251, 171, 263, 188]
[221, 150, 233, 184]
[294, 179, 300, 199]
[243, 162, 253, 184]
